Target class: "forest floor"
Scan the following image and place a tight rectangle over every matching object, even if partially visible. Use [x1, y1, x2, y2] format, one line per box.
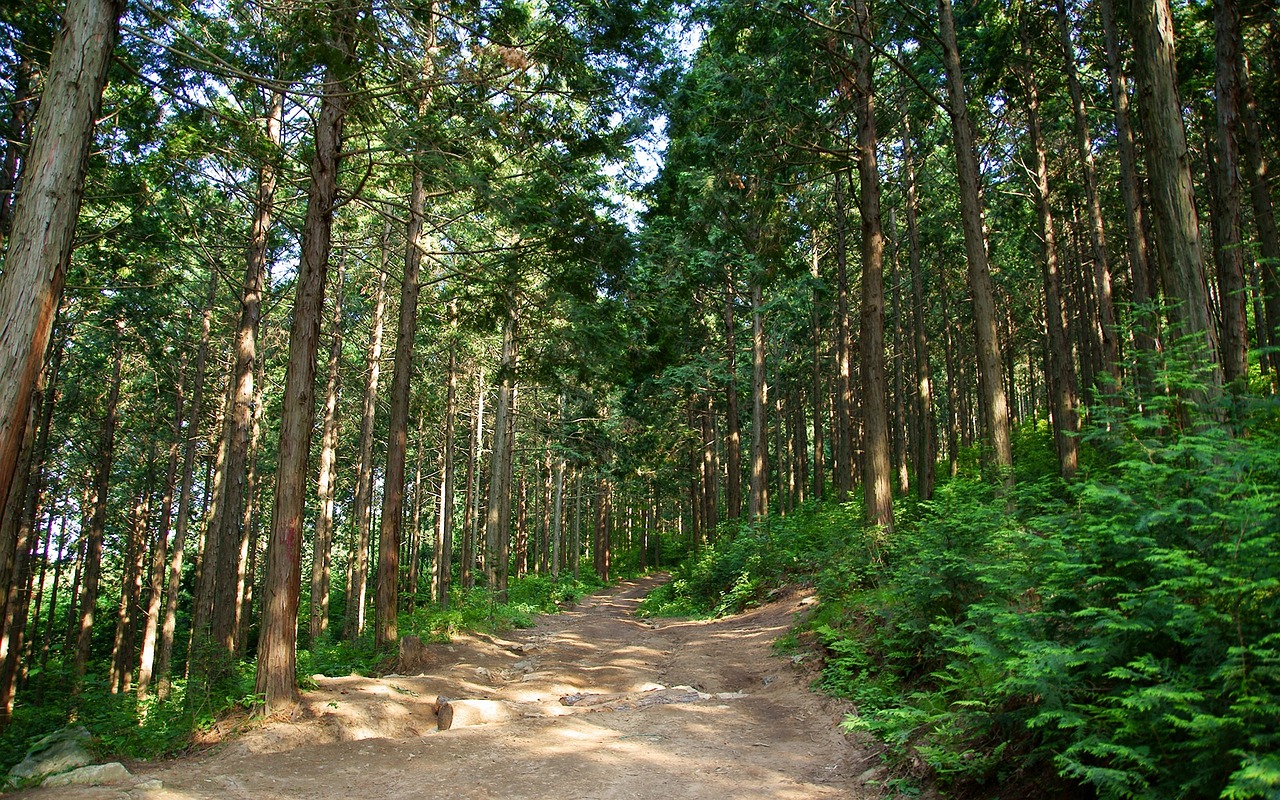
[15, 575, 885, 799]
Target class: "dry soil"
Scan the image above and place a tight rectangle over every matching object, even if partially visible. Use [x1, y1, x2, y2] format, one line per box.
[15, 575, 887, 799]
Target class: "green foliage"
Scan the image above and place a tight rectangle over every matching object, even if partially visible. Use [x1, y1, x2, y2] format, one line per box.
[637, 502, 864, 618]
[813, 401, 1280, 798]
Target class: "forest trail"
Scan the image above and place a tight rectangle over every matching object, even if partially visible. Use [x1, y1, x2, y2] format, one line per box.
[17, 576, 881, 799]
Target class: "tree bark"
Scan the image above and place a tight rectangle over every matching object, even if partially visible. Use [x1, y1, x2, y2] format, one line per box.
[852, 0, 893, 531]
[1211, 0, 1250, 387]
[344, 262, 388, 641]
[1022, 54, 1081, 478]
[157, 270, 217, 698]
[937, 0, 1014, 475]
[255, 14, 354, 712]
[136, 374, 182, 697]
[310, 266, 344, 643]
[434, 300, 458, 608]
[376, 180, 428, 649]
[202, 89, 283, 675]
[74, 330, 124, 680]
[832, 172, 855, 500]
[1057, 0, 1120, 389]
[0, 0, 125, 521]
[810, 245, 826, 502]
[1129, 0, 1223, 401]
[485, 296, 519, 600]
[1098, 0, 1157, 390]
[721, 277, 742, 520]
[902, 110, 936, 500]
[748, 281, 769, 520]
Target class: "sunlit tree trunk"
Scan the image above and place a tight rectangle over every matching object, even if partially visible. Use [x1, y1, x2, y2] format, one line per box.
[344, 263, 388, 641]
[485, 296, 519, 600]
[136, 375, 182, 696]
[721, 277, 742, 520]
[434, 300, 458, 608]
[311, 267, 344, 643]
[0, 0, 124, 520]
[256, 13, 354, 711]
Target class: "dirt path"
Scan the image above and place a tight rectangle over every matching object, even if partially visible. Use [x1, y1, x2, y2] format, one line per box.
[17, 576, 884, 799]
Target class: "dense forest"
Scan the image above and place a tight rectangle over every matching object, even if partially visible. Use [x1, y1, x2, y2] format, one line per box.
[0, 0, 1277, 796]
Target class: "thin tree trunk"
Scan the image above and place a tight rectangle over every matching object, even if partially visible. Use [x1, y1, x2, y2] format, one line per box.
[902, 110, 936, 500]
[833, 173, 855, 500]
[888, 209, 909, 496]
[461, 367, 484, 591]
[722, 277, 742, 520]
[852, 0, 893, 530]
[1023, 54, 1081, 478]
[749, 281, 769, 520]
[0, 0, 124, 519]
[344, 263, 388, 641]
[74, 332, 124, 680]
[109, 476, 152, 694]
[485, 298, 519, 600]
[1098, 0, 1157, 390]
[1057, 0, 1120, 388]
[136, 373, 184, 697]
[256, 17, 354, 712]
[938, 0, 1014, 474]
[1212, 0, 1250, 387]
[434, 300, 458, 608]
[810, 245, 825, 501]
[157, 270, 218, 698]
[311, 267, 344, 643]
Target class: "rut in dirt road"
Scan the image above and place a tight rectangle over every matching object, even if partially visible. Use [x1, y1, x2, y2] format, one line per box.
[15, 576, 885, 800]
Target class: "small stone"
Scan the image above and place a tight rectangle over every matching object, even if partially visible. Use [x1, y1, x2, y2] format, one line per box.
[42, 762, 132, 788]
[135, 779, 165, 791]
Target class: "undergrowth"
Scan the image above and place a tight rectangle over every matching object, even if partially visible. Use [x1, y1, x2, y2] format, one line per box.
[1, 570, 607, 774]
[645, 387, 1280, 799]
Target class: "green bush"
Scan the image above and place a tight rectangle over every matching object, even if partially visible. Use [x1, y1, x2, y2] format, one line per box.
[817, 403, 1280, 798]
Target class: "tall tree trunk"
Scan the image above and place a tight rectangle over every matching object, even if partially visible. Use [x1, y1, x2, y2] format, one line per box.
[0, 0, 125, 520]
[109, 475, 152, 694]
[748, 281, 769, 520]
[1021, 42, 1080, 478]
[255, 14, 354, 712]
[199, 88, 283, 683]
[344, 263, 388, 641]
[0, 53, 36, 243]
[1212, 0, 1250, 387]
[1057, 0, 1120, 388]
[810, 246, 826, 501]
[1130, 0, 1223, 401]
[888, 210, 909, 496]
[136, 378, 182, 697]
[157, 271, 218, 698]
[74, 332, 124, 680]
[721, 277, 742, 520]
[832, 173, 855, 500]
[434, 300, 458, 608]
[902, 110, 936, 500]
[310, 267, 343, 643]
[485, 297, 519, 600]
[937, 0, 1014, 474]
[375, 205, 427, 649]
[1235, 44, 1280, 382]
[461, 368, 484, 590]
[852, 0, 893, 530]
[1098, 0, 1157, 390]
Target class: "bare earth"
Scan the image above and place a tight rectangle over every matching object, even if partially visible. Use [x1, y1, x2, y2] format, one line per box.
[17, 575, 885, 799]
